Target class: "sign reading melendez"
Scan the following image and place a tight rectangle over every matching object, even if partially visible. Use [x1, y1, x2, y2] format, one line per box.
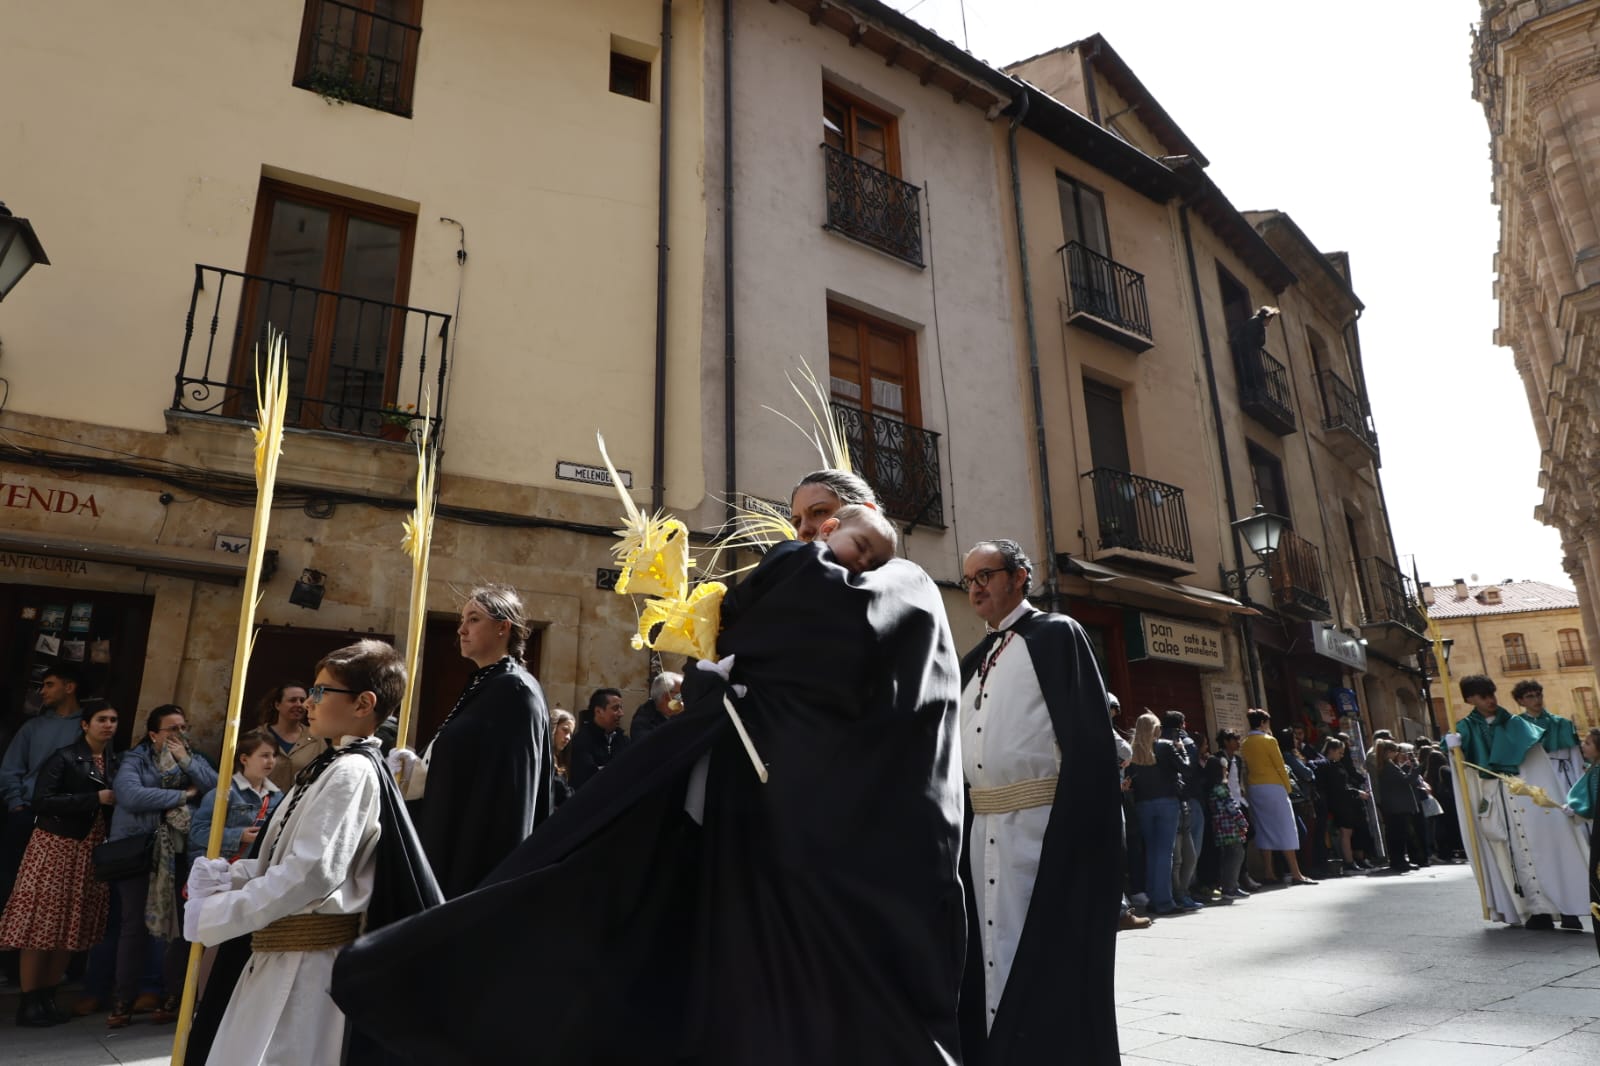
[1134, 614, 1225, 670]
[556, 461, 632, 489]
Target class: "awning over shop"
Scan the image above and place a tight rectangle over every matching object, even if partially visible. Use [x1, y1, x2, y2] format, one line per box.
[1062, 556, 1258, 616]
[0, 532, 246, 585]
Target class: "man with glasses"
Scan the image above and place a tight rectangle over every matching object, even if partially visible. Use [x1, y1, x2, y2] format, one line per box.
[957, 540, 1121, 1065]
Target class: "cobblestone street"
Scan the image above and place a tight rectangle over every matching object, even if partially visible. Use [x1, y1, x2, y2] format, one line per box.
[1116, 865, 1599, 1064]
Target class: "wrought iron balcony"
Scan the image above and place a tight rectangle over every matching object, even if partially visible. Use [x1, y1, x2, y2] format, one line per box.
[1558, 648, 1590, 668]
[1268, 529, 1329, 619]
[1502, 652, 1542, 673]
[174, 264, 451, 442]
[821, 144, 924, 267]
[831, 403, 943, 528]
[294, 0, 422, 117]
[1082, 468, 1193, 566]
[1320, 371, 1379, 461]
[1059, 242, 1153, 351]
[1357, 556, 1427, 640]
[1235, 343, 1297, 435]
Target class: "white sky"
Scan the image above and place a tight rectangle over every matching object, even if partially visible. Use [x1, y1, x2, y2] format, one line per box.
[883, 0, 1569, 590]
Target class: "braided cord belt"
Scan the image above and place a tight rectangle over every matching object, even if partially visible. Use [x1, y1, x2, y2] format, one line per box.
[968, 777, 1058, 815]
[251, 912, 364, 953]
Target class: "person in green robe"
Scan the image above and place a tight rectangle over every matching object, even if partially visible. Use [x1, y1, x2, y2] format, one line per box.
[1563, 727, 1599, 956]
[1511, 680, 1584, 795]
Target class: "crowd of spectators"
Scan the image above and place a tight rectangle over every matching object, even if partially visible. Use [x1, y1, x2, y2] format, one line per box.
[1119, 701, 1468, 919]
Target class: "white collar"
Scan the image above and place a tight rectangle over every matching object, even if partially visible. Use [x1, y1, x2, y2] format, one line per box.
[989, 600, 1037, 633]
[233, 772, 281, 795]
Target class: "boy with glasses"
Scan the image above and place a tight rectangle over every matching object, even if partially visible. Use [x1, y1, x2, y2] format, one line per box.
[183, 640, 439, 1065]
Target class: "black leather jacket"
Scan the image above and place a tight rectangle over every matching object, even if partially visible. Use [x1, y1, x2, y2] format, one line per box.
[33, 738, 119, 840]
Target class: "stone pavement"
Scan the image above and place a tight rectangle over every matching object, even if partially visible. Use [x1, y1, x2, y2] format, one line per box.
[3, 864, 1595, 1064]
[1117, 864, 1599, 1064]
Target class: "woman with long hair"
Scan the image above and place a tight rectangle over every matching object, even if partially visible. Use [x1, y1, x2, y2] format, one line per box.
[1128, 711, 1191, 914]
[1372, 739, 1419, 873]
[256, 682, 317, 793]
[389, 584, 553, 898]
[550, 708, 575, 808]
[1316, 737, 1368, 872]
[1240, 710, 1316, 886]
[107, 704, 217, 1027]
[0, 705, 120, 1027]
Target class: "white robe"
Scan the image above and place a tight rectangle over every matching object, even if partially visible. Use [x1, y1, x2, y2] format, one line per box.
[1454, 744, 1590, 925]
[960, 602, 1057, 1032]
[193, 736, 383, 1066]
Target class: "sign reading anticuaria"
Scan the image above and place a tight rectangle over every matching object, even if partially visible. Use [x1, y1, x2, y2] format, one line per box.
[0, 553, 91, 575]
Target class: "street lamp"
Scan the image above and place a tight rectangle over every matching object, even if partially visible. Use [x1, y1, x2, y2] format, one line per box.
[0, 202, 50, 301]
[1220, 502, 1290, 591]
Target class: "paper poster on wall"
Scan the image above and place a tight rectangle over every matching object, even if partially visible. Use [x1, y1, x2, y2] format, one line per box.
[90, 639, 112, 664]
[40, 605, 66, 631]
[35, 633, 61, 656]
[61, 640, 86, 662]
[68, 603, 93, 633]
[20, 606, 38, 621]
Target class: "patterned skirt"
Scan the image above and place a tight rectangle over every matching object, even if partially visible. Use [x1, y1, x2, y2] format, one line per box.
[0, 821, 111, 951]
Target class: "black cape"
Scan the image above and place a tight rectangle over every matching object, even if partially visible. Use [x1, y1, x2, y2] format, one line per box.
[956, 608, 1121, 1066]
[413, 658, 553, 899]
[332, 541, 966, 1065]
[184, 742, 442, 1066]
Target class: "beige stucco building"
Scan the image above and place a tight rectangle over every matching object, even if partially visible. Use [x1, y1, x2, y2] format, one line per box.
[1421, 579, 1600, 731]
[1475, 0, 1600, 677]
[1002, 38, 1428, 742]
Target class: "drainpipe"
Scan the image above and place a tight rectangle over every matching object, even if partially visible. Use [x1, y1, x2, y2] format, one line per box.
[1006, 91, 1060, 612]
[1177, 197, 1262, 705]
[650, 0, 674, 512]
[722, 0, 736, 525]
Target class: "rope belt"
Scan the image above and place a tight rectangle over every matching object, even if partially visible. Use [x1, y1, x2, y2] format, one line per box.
[251, 912, 363, 954]
[969, 776, 1058, 815]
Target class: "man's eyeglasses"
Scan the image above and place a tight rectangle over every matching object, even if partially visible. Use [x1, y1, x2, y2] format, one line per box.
[958, 567, 1012, 593]
[307, 685, 361, 704]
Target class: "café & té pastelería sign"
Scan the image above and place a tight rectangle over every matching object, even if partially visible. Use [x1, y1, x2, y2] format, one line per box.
[1128, 612, 1225, 670]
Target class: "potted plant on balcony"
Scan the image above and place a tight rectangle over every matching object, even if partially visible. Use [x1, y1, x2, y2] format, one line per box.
[379, 402, 418, 442]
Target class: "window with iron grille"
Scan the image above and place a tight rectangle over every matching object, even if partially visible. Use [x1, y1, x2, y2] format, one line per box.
[827, 303, 941, 526]
[294, 0, 423, 117]
[1576, 687, 1597, 720]
[1502, 633, 1532, 670]
[1559, 627, 1587, 666]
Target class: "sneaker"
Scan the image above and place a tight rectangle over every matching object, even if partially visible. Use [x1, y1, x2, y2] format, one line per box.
[1129, 892, 1149, 907]
[1220, 888, 1249, 899]
[1176, 898, 1203, 911]
[1240, 878, 1263, 891]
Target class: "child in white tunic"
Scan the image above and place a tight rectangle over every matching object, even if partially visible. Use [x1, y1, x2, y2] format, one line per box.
[185, 640, 405, 1066]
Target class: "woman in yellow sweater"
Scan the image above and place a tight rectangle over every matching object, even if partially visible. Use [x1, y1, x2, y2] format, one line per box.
[1240, 709, 1318, 886]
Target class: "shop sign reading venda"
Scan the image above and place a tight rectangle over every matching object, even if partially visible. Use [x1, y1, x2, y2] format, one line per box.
[1131, 613, 1225, 670]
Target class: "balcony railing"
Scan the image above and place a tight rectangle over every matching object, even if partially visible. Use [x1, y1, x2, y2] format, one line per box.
[1358, 556, 1426, 634]
[1059, 242, 1153, 351]
[295, 0, 422, 117]
[1268, 528, 1329, 619]
[1082, 468, 1193, 564]
[1320, 371, 1379, 457]
[174, 264, 450, 442]
[1558, 648, 1590, 668]
[1236, 344, 1297, 435]
[831, 404, 943, 528]
[1502, 652, 1542, 673]
[821, 144, 924, 267]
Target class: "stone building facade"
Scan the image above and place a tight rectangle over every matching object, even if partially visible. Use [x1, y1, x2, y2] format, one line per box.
[1475, 0, 1600, 674]
[1421, 579, 1600, 731]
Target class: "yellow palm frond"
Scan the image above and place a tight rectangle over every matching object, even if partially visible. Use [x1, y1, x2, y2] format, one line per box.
[760, 362, 852, 474]
[596, 433, 693, 600]
[252, 331, 290, 486]
[1462, 762, 1564, 808]
[630, 581, 727, 661]
[395, 394, 438, 749]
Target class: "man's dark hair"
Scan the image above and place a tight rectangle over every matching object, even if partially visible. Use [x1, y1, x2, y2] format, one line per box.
[1162, 710, 1186, 732]
[42, 662, 82, 689]
[1510, 679, 1543, 701]
[1372, 729, 1393, 740]
[1216, 728, 1240, 748]
[587, 688, 623, 714]
[1320, 736, 1346, 756]
[145, 704, 185, 735]
[968, 539, 1034, 582]
[1246, 709, 1270, 729]
[1459, 674, 1496, 700]
[315, 640, 406, 725]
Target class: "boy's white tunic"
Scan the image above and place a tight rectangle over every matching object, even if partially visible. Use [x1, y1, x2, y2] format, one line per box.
[960, 601, 1055, 1031]
[193, 737, 382, 1066]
